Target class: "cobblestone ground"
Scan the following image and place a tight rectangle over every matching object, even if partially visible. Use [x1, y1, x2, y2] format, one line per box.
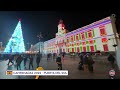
[0, 55, 120, 79]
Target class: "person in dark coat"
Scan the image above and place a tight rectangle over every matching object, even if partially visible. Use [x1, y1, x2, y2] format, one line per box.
[23, 54, 27, 69]
[47, 53, 49, 60]
[83, 53, 89, 72]
[53, 53, 56, 60]
[16, 55, 23, 70]
[7, 55, 14, 66]
[78, 53, 84, 70]
[36, 54, 41, 68]
[29, 55, 34, 69]
[108, 53, 116, 68]
[87, 53, 95, 73]
[56, 54, 62, 70]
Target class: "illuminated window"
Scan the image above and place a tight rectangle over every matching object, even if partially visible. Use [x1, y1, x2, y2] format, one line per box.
[90, 46, 94, 52]
[76, 34, 79, 41]
[81, 33, 85, 40]
[72, 48, 74, 52]
[68, 48, 69, 52]
[88, 31, 92, 38]
[89, 40, 94, 44]
[82, 42, 86, 45]
[102, 38, 108, 43]
[71, 36, 74, 42]
[83, 47, 86, 52]
[72, 44, 74, 47]
[103, 44, 109, 51]
[99, 26, 107, 36]
[67, 38, 69, 43]
[77, 47, 80, 52]
[76, 43, 79, 46]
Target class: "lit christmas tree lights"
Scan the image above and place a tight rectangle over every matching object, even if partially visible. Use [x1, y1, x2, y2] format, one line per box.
[4, 19, 25, 53]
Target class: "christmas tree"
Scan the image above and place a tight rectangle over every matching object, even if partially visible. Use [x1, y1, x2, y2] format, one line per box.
[4, 19, 25, 53]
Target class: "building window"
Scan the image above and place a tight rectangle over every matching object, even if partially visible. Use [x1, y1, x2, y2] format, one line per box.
[77, 47, 80, 53]
[103, 44, 109, 52]
[82, 42, 86, 45]
[88, 31, 92, 38]
[76, 42, 79, 46]
[68, 48, 69, 52]
[102, 38, 108, 43]
[71, 36, 74, 42]
[89, 40, 94, 44]
[76, 34, 79, 41]
[81, 33, 85, 40]
[67, 38, 69, 43]
[83, 47, 86, 52]
[90, 46, 94, 52]
[72, 44, 74, 47]
[72, 48, 74, 52]
[99, 26, 107, 36]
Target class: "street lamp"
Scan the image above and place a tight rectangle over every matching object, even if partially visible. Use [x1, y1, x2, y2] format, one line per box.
[108, 33, 120, 52]
[37, 32, 43, 54]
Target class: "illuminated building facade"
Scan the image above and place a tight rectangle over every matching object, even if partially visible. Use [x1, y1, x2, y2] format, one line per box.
[30, 42, 44, 53]
[44, 15, 119, 54]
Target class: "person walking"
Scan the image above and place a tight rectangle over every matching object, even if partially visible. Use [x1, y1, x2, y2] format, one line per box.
[87, 53, 95, 73]
[107, 53, 116, 68]
[29, 54, 34, 69]
[7, 55, 14, 66]
[83, 53, 89, 72]
[56, 54, 62, 70]
[36, 54, 41, 68]
[78, 53, 84, 70]
[23, 54, 27, 69]
[16, 55, 23, 70]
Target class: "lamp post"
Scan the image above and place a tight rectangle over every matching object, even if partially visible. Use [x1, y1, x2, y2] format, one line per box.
[108, 33, 120, 52]
[37, 32, 43, 54]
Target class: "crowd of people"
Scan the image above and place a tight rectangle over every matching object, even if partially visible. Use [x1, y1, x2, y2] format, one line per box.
[0, 52, 116, 72]
[78, 53, 95, 73]
[78, 52, 116, 73]
[0, 53, 42, 70]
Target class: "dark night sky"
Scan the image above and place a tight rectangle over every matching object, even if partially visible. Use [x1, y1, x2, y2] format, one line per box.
[0, 10, 120, 47]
